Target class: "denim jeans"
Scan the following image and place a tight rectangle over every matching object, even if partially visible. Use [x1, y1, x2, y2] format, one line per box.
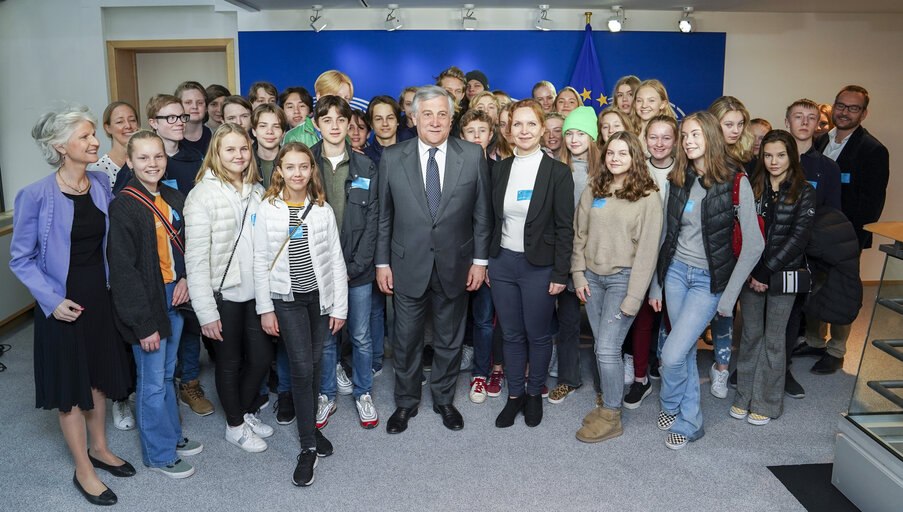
[471, 284, 494, 378]
[710, 310, 733, 365]
[320, 283, 373, 399]
[370, 285, 387, 369]
[177, 320, 200, 382]
[132, 281, 184, 467]
[660, 260, 721, 440]
[273, 292, 328, 450]
[583, 269, 636, 410]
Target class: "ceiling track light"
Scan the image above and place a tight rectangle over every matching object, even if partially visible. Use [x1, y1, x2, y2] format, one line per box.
[607, 5, 625, 33]
[310, 5, 327, 32]
[462, 4, 478, 31]
[385, 4, 403, 31]
[535, 4, 551, 31]
[678, 7, 696, 33]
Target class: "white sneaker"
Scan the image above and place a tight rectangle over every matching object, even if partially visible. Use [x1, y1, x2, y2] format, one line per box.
[112, 400, 135, 431]
[226, 423, 267, 453]
[548, 344, 559, 378]
[469, 377, 488, 404]
[355, 393, 379, 429]
[710, 364, 729, 399]
[623, 354, 635, 385]
[316, 394, 337, 429]
[336, 364, 353, 395]
[460, 344, 474, 371]
[243, 412, 274, 438]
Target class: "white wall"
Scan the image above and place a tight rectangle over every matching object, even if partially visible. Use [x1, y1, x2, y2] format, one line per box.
[136, 51, 228, 119]
[1, 2, 899, 280]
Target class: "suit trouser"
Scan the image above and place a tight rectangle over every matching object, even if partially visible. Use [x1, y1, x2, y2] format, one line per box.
[392, 265, 468, 408]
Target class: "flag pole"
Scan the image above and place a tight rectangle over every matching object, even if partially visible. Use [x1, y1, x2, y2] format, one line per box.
[585, 11, 592, 25]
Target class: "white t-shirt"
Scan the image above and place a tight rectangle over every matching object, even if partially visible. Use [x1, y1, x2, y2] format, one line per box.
[501, 147, 543, 253]
[646, 157, 674, 204]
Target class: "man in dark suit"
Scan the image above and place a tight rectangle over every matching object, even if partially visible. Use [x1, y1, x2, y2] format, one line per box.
[376, 85, 491, 433]
[796, 85, 889, 375]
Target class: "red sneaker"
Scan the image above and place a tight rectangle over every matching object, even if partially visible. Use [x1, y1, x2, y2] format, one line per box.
[486, 370, 504, 397]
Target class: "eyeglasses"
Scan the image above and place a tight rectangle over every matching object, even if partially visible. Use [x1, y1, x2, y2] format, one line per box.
[154, 114, 191, 124]
[834, 102, 864, 114]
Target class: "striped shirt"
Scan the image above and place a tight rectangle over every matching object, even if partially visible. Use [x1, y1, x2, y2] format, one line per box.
[287, 203, 318, 293]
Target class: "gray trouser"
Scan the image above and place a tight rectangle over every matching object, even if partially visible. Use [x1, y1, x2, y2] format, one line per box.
[734, 287, 795, 419]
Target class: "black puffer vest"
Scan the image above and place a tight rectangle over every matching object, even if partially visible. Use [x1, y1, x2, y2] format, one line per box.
[656, 167, 736, 293]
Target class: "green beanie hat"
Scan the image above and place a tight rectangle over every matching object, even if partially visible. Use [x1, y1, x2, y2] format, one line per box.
[562, 106, 598, 141]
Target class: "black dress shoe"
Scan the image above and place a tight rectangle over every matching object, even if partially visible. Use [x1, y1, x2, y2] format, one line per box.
[386, 406, 418, 434]
[524, 393, 543, 427]
[433, 404, 463, 431]
[495, 395, 525, 428]
[88, 452, 136, 477]
[792, 343, 827, 358]
[811, 354, 844, 374]
[73, 472, 117, 506]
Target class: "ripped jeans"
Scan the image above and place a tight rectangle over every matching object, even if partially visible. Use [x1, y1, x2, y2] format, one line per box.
[583, 268, 637, 410]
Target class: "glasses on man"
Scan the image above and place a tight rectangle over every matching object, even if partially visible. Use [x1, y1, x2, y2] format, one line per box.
[834, 102, 864, 114]
[155, 114, 191, 124]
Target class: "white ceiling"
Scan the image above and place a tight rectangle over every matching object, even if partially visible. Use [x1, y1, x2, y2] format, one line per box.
[232, 0, 903, 14]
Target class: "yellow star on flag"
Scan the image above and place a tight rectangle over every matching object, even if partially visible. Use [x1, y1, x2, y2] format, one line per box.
[596, 93, 608, 107]
[580, 88, 592, 102]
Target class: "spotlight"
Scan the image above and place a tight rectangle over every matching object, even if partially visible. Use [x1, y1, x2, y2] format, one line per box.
[462, 4, 478, 31]
[678, 7, 696, 33]
[607, 5, 625, 33]
[535, 4, 551, 31]
[385, 4, 403, 31]
[310, 5, 327, 33]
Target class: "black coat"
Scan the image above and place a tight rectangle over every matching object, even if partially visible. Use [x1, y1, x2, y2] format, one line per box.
[107, 179, 186, 343]
[750, 180, 817, 283]
[803, 206, 862, 325]
[814, 126, 889, 249]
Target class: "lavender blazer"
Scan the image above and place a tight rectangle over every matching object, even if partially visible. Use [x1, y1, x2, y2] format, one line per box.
[10, 171, 112, 317]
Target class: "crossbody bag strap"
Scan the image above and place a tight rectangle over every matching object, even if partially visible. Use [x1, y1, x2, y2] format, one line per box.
[218, 197, 252, 295]
[269, 202, 314, 271]
[121, 187, 184, 255]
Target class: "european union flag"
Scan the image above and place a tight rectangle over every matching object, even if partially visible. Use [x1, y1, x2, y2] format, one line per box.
[569, 24, 608, 114]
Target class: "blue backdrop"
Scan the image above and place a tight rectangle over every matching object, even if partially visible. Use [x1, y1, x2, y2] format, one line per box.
[238, 30, 725, 116]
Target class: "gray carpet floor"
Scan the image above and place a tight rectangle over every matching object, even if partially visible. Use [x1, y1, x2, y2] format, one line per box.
[0, 288, 876, 511]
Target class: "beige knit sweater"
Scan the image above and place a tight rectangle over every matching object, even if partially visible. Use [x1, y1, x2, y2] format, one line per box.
[571, 185, 662, 315]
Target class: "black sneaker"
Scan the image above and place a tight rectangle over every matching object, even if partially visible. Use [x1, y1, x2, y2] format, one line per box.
[275, 391, 296, 425]
[784, 371, 805, 399]
[729, 370, 738, 389]
[315, 429, 333, 457]
[292, 449, 318, 487]
[649, 364, 661, 380]
[623, 380, 652, 410]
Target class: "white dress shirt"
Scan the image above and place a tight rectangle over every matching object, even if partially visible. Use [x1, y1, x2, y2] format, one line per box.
[823, 127, 853, 162]
[418, 138, 448, 189]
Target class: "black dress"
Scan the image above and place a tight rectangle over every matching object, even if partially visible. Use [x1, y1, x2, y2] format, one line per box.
[32, 192, 131, 412]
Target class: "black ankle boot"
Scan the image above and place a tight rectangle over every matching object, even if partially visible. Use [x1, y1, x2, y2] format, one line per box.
[524, 393, 543, 427]
[495, 395, 525, 428]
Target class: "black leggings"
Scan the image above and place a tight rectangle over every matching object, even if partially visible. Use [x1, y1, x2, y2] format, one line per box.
[214, 299, 274, 427]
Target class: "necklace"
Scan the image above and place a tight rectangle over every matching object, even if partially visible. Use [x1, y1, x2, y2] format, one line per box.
[57, 170, 90, 194]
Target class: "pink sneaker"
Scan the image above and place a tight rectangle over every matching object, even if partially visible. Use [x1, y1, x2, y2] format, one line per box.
[486, 370, 504, 397]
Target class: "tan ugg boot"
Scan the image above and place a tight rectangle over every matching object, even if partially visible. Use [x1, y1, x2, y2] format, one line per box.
[576, 408, 623, 443]
[582, 406, 604, 425]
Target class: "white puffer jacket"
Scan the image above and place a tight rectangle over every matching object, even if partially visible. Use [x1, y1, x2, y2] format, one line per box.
[253, 193, 348, 319]
[184, 169, 264, 326]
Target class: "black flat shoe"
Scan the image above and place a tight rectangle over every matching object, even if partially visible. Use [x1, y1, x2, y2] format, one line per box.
[495, 395, 525, 428]
[386, 406, 418, 434]
[792, 343, 826, 358]
[433, 403, 463, 431]
[73, 472, 117, 506]
[811, 354, 843, 375]
[524, 393, 543, 427]
[88, 452, 136, 477]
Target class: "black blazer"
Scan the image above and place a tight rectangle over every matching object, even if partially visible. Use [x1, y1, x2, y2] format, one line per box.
[489, 153, 574, 284]
[814, 125, 889, 249]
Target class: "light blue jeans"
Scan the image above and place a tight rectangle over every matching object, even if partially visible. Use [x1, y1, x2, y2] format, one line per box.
[660, 260, 722, 440]
[320, 282, 373, 399]
[583, 269, 636, 410]
[132, 281, 184, 467]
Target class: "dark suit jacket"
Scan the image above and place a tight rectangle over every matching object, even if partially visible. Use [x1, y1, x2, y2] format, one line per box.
[376, 136, 491, 298]
[489, 153, 575, 284]
[815, 125, 889, 249]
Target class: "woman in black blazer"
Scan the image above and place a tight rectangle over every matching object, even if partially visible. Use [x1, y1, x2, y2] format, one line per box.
[486, 99, 574, 428]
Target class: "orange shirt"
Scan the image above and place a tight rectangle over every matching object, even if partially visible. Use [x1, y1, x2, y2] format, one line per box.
[153, 194, 176, 283]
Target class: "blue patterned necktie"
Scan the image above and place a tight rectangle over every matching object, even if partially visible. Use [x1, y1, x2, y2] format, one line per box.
[425, 147, 441, 220]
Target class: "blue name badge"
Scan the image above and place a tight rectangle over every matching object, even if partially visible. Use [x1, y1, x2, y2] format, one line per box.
[840, 172, 851, 184]
[807, 180, 818, 189]
[685, 200, 695, 212]
[351, 176, 370, 190]
[250, 213, 256, 226]
[172, 210, 181, 222]
[517, 190, 533, 201]
[290, 225, 305, 239]
[161, 179, 178, 190]
[592, 198, 607, 209]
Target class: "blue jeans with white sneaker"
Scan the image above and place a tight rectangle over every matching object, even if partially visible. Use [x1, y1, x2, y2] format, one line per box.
[132, 281, 184, 467]
[320, 283, 373, 399]
[659, 260, 722, 440]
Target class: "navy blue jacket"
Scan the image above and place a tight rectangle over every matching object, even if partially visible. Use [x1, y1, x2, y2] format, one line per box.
[113, 142, 203, 196]
[800, 145, 842, 209]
